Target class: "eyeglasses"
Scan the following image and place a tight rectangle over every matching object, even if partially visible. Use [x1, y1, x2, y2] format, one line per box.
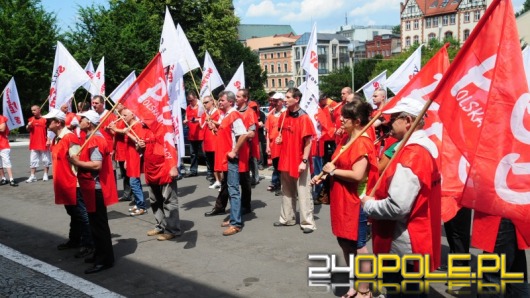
[203, 101, 210, 104]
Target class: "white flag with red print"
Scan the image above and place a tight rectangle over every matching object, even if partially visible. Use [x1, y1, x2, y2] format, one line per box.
[159, 6, 179, 68]
[82, 59, 95, 91]
[433, 0, 530, 233]
[48, 41, 91, 109]
[299, 23, 320, 136]
[225, 62, 245, 94]
[199, 51, 224, 98]
[360, 70, 387, 107]
[386, 44, 422, 95]
[167, 63, 186, 166]
[118, 53, 178, 168]
[88, 56, 105, 96]
[108, 71, 136, 103]
[2, 77, 24, 129]
[523, 46, 530, 91]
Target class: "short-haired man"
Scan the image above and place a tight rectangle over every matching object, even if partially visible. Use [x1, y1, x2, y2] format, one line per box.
[264, 92, 285, 194]
[69, 110, 118, 274]
[91, 95, 116, 154]
[200, 96, 222, 189]
[273, 88, 316, 234]
[0, 114, 18, 186]
[235, 89, 255, 213]
[183, 90, 203, 177]
[108, 103, 132, 201]
[361, 97, 442, 284]
[26, 105, 51, 182]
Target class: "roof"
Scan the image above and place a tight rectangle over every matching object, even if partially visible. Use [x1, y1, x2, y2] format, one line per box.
[403, 0, 461, 16]
[246, 35, 300, 51]
[294, 32, 351, 45]
[238, 24, 296, 41]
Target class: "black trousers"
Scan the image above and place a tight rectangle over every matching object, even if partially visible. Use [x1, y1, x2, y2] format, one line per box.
[118, 161, 131, 199]
[88, 189, 114, 266]
[443, 207, 471, 265]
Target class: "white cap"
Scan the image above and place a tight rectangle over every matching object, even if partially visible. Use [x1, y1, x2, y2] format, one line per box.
[78, 110, 100, 125]
[42, 109, 66, 121]
[383, 97, 425, 117]
[271, 92, 285, 100]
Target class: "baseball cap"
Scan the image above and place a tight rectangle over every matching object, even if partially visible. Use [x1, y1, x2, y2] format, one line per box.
[383, 97, 425, 117]
[78, 110, 100, 125]
[42, 109, 66, 121]
[271, 92, 285, 100]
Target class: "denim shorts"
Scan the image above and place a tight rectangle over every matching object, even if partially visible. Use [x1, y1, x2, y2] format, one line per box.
[357, 207, 368, 249]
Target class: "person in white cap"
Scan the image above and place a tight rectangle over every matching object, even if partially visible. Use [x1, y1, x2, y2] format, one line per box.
[43, 109, 93, 256]
[361, 97, 441, 293]
[69, 110, 118, 274]
[264, 92, 285, 195]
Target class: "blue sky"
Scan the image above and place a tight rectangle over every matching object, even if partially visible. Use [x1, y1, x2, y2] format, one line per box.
[42, 0, 526, 35]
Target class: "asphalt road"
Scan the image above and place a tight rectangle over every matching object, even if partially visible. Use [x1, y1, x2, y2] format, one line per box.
[0, 139, 528, 297]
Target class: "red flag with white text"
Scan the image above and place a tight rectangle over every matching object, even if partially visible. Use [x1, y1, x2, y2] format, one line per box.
[119, 53, 178, 168]
[432, 0, 530, 232]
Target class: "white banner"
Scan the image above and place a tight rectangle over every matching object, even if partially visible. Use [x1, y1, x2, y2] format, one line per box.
[2, 77, 24, 130]
[88, 56, 105, 96]
[82, 59, 95, 91]
[523, 46, 530, 92]
[199, 51, 224, 98]
[108, 71, 136, 103]
[160, 6, 180, 68]
[299, 23, 320, 137]
[167, 63, 186, 166]
[361, 70, 387, 108]
[176, 24, 201, 74]
[225, 62, 245, 94]
[386, 44, 422, 95]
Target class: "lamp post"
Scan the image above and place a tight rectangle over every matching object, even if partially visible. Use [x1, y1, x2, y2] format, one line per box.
[348, 42, 355, 91]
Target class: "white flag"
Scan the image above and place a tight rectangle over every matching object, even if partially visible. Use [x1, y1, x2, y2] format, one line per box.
[176, 24, 201, 73]
[299, 23, 320, 136]
[225, 62, 245, 94]
[523, 46, 530, 91]
[199, 51, 224, 99]
[49, 41, 91, 109]
[88, 56, 105, 96]
[82, 59, 95, 91]
[108, 71, 136, 103]
[360, 70, 387, 108]
[2, 77, 24, 130]
[386, 45, 422, 95]
[167, 63, 186, 166]
[160, 6, 180, 68]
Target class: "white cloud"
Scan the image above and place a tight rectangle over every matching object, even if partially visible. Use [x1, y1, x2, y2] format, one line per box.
[349, 0, 401, 17]
[282, 0, 346, 21]
[246, 1, 282, 17]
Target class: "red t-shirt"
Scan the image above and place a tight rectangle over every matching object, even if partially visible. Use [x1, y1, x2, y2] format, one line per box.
[28, 116, 48, 150]
[0, 116, 11, 149]
[265, 110, 283, 159]
[125, 122, 143, 178]
[51, 130, 79, 205]
[114, 120, 128, 162]
[186, 105, 203, 141]
[201, 109, 220, 152]
[240, 106, 259, 160]
[97, 110, 116, 154]
[140, 127, 173, 185]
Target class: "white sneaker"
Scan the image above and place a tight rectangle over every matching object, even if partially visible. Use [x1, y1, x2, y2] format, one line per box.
[209, 181, 221, 189]
[42, 174, 49, 181]
[26, 176, 37, 183]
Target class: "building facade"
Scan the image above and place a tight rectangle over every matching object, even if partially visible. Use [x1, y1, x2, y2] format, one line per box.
[400, 0, 492, 49]
[260, 44, 296, 93]
[365, 34, 402, 58]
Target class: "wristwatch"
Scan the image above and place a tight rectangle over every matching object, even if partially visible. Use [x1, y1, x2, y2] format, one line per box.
[302, 159, 308, 163]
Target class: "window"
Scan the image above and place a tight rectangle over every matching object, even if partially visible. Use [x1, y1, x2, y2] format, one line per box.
[442, 15, 448, 26]
[277, 63, 281, 73]
[284, 63, 288, 72]
[277, 52, 280, 58]
[271, 79, 275, 88]
[278, 79, 282, 87]
[295, 48, 301, 60]
[265, 80, 268, 88]
[433, 16, 439, 27]
[285, 78, 289, 87]
[270, 63, 274, 73]
[445, 31, 453, 39]
[414, 19, 419, 29]
[474, 10, 480, 21]
[283, 52, 287, 58]
[413, 35, 419, 44]
[264, 64, 268, 73]
[406, 21, 411, 30]
[450, 14, 456, 25]
[405, 36, 411, 47]
[428, 33, 436, 40]
[464, 12, 470, 23]
[426, 17, 432, 28]
[463, 29, 470, 41]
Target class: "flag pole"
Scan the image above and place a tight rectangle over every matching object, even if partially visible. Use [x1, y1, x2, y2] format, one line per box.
[368, 98, 434, 197]
[40, 96, 50, 110]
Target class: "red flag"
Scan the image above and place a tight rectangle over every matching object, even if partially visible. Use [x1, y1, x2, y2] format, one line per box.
[433, 0, 530, 231]
[119, 53, 178, 168]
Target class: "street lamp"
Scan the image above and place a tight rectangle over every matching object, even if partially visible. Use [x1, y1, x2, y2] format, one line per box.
[348, 41, 355, 91]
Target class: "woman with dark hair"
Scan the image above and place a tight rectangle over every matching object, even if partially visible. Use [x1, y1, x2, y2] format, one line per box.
[312, 101, 379, 298]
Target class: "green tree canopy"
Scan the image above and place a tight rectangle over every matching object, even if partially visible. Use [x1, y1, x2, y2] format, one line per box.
[516, 0, 530, 16]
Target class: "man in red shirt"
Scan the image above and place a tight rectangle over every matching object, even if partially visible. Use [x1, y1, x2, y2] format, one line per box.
[108, 103, 132, 201]
[273, 87, 316, 234]
[183, 90, 203, 177]
[0, 115, 18, 186]
[235, 89, 255, 214]
[265, 92, 285, 194]
[26, 105, 51, 182]
[91, 95, 116, 155]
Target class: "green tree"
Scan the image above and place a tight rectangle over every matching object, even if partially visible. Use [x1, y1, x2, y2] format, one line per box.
[0, 0, 59, 109]
[392, 25, 401, 35]
[516, 0, 530, 16]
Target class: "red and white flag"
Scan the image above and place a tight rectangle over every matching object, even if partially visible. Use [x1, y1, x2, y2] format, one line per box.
[49, 41, 91, 109]
[299, 23, 320, 136]
[386, 44, 422, 95]
[88, 57, 105, 96]
[82, 59, 95, 91]
[360, 70, 387, 107]
[432, 0, 530, 229]
[167, 63, 186, 166]
[523, 46, 530, 91]
[225, 62, 245, 94]
[160, 6, 180, 68]
[2, 77, 24, 130]
[199, 51, 224, 99]
[108, 71, 136, 103]
[119, 53, 178, 168]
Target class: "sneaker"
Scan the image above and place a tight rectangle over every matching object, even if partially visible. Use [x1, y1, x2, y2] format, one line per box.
[209, 181, 221, 189]
[75, 247, 95, 258]
[130, 209, 147, 216]
[128, 206, 138, 212]
[26, 176, 37, 183]
[9, 180, 18, 187]
[0, 179, 7, 185]
[42, 174, 49, 181]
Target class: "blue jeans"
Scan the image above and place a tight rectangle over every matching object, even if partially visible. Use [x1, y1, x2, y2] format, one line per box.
[478, 218, 529, 297]
[130, 177, 146, 210]
[312, 156, 323, 199]
[227, 158, 241, 228]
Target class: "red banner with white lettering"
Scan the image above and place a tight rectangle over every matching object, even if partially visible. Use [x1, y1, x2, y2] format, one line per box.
[433, 0, 530, 230]
[119, 53, 178, 168]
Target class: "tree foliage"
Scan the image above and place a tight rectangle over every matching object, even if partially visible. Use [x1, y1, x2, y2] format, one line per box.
[516, 0, 530, 17]
[0, 0, 59, 108]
